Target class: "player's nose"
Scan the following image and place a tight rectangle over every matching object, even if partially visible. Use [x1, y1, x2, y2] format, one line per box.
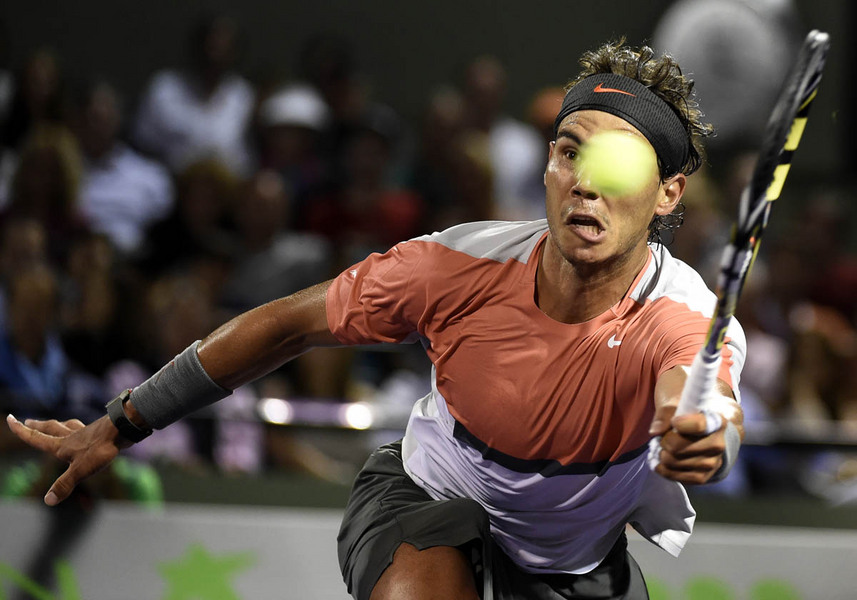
[571, 176, 599, 199]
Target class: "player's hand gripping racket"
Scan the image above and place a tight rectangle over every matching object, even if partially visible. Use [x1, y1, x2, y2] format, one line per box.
[648, 30, 831, 469]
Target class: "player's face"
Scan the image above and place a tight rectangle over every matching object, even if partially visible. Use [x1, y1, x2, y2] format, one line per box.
[544, 110, 685, 268]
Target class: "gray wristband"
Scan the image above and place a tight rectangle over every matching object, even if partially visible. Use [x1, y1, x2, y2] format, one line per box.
[709, 420, 741, 483]
[131, 341, 231, 430]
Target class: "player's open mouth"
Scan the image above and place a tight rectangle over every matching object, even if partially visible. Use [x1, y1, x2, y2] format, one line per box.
[566, 213, 605, 241]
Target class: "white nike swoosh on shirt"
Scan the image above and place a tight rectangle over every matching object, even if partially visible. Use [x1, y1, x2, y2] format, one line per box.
[607, 335, 622, 349]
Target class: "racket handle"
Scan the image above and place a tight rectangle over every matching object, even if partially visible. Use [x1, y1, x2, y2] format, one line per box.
[649, 350, 727, 470]
[676, 350, 722, 417]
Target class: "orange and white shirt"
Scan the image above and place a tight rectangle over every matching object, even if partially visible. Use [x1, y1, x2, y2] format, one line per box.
[326, 219, 746, 574]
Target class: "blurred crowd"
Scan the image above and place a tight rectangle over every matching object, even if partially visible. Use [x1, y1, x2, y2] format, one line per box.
[0, 4, 855, 501]
[0, 15, 557, 491]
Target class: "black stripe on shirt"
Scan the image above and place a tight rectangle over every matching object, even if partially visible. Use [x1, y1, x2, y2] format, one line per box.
[452, 420, 648, 477]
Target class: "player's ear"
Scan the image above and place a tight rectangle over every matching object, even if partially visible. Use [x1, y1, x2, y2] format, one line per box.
[655, 173, 686, 216]
[545, 141, 556, 185]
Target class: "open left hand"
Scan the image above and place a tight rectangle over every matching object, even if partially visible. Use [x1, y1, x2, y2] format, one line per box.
[5, 414, 130, 506]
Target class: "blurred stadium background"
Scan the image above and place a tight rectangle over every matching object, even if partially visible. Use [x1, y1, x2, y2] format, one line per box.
[0, 0, 855, 598]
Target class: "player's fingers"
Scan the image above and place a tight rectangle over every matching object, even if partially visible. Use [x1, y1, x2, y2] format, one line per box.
[660, 430, 725, 458]
[6, 415, 62, 454]
[22, 418, 74, 438]
[63, 419, 86, 431]
[658, 451, 722, 474]
[648, 404, 678, 436]
[655, 457, 723, 485]
[45, 442, 119, 506]
[655, 464, 707, 485]
[44, 464, 84, 506]
[670, 413, 717, 436]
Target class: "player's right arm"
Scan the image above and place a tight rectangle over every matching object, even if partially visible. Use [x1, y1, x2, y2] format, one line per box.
[6, 280, 338, 506]
[196, 281, 338, 389]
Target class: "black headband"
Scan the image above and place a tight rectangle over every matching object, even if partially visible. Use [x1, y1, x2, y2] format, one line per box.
[553, 73, 690, 177]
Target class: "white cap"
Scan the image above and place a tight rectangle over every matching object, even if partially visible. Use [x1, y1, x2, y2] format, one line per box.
[259, 84, 330, 131]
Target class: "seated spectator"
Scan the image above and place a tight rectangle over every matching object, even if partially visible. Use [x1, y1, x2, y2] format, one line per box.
[3, 124, 87, 261]
[410, 87, 470, 230]
[0, 47, 65, 153]
[304, 105, 424, 267]
[0, 262, 103, 425]
[73, 79, 174, 255]
[137, 158, 238, 277]
[256, 83, 332, 222]
[221, 169, 332, 312]
[0, 217, 47, 330]
[460, 55, 543, 221]
[132, 14, 255, 176]
[297, 33, 368, 159]
[59, 231, 129, 378]
[0, 264, 66, 418]
[788, 302, 857, 426]
[517, 87, 565, 220]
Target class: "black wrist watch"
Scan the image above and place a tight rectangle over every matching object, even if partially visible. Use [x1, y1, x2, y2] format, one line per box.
[106, 389, 153, 443]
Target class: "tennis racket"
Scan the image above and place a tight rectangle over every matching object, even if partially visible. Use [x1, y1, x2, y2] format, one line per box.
[676, 29, 831, 426]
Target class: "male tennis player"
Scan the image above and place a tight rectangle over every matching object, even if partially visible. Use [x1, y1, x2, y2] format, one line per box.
[7, 41, 745, 599]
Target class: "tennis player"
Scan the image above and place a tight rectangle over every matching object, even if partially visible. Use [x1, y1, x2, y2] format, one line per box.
[7, 40, 745, 600]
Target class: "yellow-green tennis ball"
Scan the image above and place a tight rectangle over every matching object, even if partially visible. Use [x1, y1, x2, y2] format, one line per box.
[577, 130, 658, 196]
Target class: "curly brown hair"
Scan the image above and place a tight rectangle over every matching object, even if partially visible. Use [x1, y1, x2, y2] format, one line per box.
[570, 39, 713, 178]
[571, 40, 713, 244]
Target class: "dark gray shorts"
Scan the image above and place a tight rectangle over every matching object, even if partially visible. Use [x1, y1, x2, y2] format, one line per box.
[337, 440, 649, 600]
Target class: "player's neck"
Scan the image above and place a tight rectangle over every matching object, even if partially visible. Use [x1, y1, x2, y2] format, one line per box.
[536, 239, 649, 324]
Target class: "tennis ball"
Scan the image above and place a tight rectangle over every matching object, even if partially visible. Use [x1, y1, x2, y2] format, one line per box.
[576, 130, 657, 197]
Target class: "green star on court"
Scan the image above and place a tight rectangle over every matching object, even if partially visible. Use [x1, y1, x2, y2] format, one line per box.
[159, 544, 256, 600]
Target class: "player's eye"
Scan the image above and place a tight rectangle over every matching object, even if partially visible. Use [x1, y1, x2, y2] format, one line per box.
[553, 138, 579, 163]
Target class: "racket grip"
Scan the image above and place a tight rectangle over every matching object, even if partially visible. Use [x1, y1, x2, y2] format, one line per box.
[649, 350, 728, 470]
[649, 350, 726, 471]
[676, 350, 722, 417]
